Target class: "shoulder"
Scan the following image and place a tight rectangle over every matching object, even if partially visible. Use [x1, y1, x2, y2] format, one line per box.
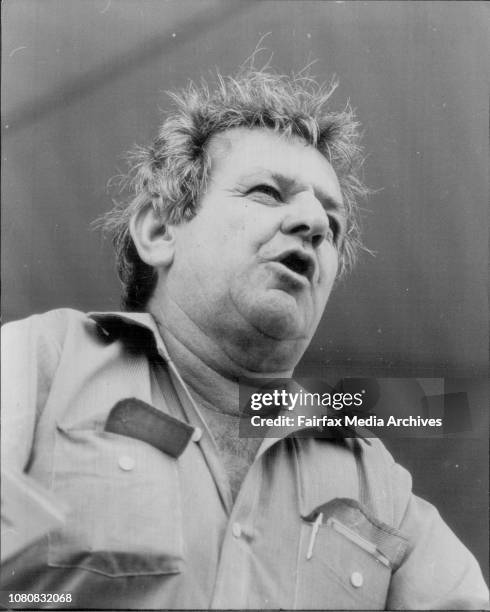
[3, 307, 89, 330]
[1, 309, 102, 355]
[3, 308, 99, 334]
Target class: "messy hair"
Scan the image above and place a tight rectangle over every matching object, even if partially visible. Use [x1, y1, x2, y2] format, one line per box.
[99, 68, 369, 311]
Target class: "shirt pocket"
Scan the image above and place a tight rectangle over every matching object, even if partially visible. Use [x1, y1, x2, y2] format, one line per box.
[48, 425, 184, 577]
[295, 498, 409, 610]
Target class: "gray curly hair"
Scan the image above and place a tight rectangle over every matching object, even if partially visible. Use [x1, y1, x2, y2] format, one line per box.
[99, 68, 369, 311]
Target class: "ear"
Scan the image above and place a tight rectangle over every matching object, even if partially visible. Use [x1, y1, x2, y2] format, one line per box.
[129, 205, 175, 268]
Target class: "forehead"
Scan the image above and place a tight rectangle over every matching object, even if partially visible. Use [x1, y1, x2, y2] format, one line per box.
[207, 128, 343, 203]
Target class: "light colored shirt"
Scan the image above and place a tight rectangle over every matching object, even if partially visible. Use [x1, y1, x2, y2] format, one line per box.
[1, 309, 488, 609]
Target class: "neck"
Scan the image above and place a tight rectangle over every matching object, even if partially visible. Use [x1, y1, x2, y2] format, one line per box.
[148, 295, 297, 415]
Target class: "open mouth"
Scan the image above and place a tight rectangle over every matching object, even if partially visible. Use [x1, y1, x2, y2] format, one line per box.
[278, 252, 313, 280]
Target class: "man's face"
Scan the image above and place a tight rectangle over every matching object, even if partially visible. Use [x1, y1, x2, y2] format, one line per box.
[165, 128, 345, 357]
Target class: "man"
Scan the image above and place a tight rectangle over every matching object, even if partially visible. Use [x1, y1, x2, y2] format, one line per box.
[1, 69, 488, 610]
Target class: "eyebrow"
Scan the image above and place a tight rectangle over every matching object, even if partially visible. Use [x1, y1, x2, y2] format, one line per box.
[238, 169, 345, 215]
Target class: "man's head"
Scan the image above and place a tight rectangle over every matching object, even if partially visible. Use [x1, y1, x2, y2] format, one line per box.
[101, 68, 368, 368]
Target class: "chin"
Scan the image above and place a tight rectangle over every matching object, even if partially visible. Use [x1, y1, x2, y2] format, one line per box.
[245, 292, 311, 340]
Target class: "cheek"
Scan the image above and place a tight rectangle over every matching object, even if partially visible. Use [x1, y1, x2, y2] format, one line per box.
[326, 256, 339, 283]
[317, 250, 339, 296]
[320, 241, 339, 268]
[220, 201, 281, 245]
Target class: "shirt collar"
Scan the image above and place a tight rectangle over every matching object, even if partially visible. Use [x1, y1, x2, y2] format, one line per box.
[88, 311, 171, 361]
[255, 394, 371, 458]
[88, 311, 369, 448]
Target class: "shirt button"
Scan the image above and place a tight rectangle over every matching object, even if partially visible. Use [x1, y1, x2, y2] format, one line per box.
[350, 571, 364, 588]
[118, 455, 135, 471]
[191, 427, 202, 442]
[232, 522, 242, 538]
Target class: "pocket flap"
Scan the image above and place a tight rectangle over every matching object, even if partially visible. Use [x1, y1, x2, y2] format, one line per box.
[302, 497, 409, 569]
[105, 397, 194, 458]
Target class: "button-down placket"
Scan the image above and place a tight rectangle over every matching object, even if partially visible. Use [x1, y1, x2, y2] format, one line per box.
[149, 348, 299, 608]
[151, 355, 272, 608]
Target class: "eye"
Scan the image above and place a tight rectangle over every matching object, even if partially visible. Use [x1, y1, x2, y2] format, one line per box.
[247, 184, 282, 202]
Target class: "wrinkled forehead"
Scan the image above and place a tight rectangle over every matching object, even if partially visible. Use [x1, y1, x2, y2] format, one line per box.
[206, 127, 343, 203]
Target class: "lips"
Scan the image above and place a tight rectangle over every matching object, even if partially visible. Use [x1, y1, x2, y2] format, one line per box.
[273, 249, 316, 282]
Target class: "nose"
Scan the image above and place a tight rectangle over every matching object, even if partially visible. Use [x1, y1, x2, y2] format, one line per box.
[280, 193, 329, 248]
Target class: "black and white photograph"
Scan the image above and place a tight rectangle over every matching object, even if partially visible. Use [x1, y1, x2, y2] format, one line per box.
[1, 1, 489, 610]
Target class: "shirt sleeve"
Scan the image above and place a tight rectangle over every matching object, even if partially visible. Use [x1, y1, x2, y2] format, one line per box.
[1, 311, 65, 472]
[386, 462, 489, 610]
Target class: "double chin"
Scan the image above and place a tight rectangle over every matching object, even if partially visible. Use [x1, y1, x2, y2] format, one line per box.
[223, 296, 315, 373]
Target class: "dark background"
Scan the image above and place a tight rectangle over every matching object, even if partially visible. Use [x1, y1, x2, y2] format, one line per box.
[2, 1, 488, 577]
